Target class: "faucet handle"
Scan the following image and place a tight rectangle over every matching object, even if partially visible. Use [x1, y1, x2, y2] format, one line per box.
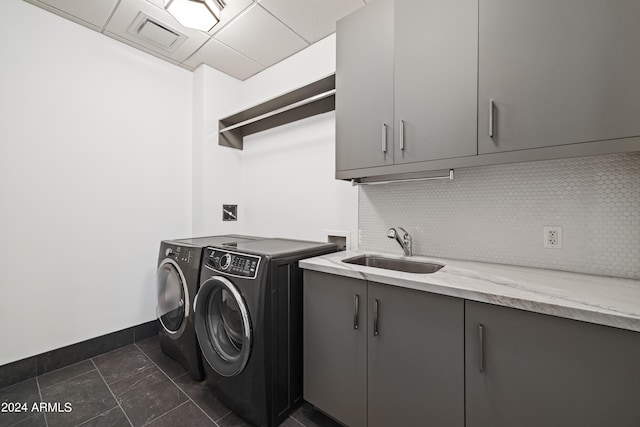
[397, 227, 410, 238]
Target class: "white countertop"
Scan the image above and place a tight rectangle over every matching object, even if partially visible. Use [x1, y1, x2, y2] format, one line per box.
[299, 251, 640, 333]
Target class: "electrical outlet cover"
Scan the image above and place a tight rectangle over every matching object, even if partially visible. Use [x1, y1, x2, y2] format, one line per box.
[543, 226, 563, 249]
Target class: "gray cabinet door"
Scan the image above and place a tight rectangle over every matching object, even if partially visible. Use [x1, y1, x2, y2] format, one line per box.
[478, 0, 640, 154]
[335, 0, 394, 172]
[303, 271, 367, 427]
[368, 282, 464, 427]
[393, 0, 477, 164]
[465, 301, 640, 427]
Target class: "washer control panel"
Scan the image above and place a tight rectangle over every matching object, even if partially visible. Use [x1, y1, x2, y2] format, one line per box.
[163, 245, 196, 267]
[205, 249, 261, 279]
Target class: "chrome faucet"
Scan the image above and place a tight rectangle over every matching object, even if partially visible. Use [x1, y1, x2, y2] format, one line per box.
[387, 227, 412, 256]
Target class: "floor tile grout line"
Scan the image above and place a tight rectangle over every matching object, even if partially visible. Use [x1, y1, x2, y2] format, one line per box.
[287, 414, 305, 427]
[105, 365, 156, 388]
[288, 413, 307, 427]
[7, 414, 38, 427]
[92, 342, 140, 361]
[140, 400, 190, 426]
[73, 405, 119, 427]
[39, 368, 97, 393]
[136, 341, 296, 427]
[170, 373, 228, 426]
[133, 341, 160, 353]
[90, 358, 135, 427]
[138, 346, 225, 427]
[216, 410, 240, 426]
[35, 376, 49, 427]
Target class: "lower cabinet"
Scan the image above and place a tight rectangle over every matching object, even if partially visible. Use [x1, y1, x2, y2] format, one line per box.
[465, 301, 640, 427]
[303, 271, 464, 427]
[303, 272, 367, 427]
[304, 271, 640, 426]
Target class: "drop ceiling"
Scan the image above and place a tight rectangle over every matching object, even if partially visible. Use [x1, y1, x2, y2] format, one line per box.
[23, 0, 372, 80]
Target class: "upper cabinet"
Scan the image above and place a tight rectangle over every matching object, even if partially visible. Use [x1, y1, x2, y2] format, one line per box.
[335, 0, 394, 171]
[336, 0, 477, 173]
[394, 0, 477, 164]
[335, 0, 640, 181]
[478, 0, 640, 154]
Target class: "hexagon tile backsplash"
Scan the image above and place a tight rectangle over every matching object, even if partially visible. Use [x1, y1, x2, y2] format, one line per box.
[359, 152, 640, 279]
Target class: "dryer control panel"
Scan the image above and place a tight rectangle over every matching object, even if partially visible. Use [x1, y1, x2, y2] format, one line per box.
[205, 249, 261, 279]
[162, 244, 197, 267]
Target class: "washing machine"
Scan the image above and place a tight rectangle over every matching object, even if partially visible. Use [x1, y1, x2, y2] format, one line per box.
[156, 235, 264, 381]
[194, 238, 337, 427]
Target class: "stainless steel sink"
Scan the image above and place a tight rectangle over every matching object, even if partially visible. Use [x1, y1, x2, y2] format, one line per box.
[342, 254, 444, 274]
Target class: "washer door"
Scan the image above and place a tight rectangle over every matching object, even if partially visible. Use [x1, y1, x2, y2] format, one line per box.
[194, 276, 252, 377]
[157, 259, 188, 334]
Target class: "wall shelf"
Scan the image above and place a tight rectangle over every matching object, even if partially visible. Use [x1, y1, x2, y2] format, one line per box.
[218, 74, 336, 150]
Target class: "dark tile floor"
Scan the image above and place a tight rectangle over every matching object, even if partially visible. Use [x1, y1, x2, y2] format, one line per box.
[0, 337, 342, 427]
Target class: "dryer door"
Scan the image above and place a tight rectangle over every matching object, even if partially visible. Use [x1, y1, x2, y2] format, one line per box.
[194, 276, 252, 377]
[157, 259, 188, 334]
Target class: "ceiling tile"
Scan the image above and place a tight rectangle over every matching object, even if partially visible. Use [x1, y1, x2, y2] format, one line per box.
[27, 0, 120, 30]
[106, 31, 183, 66]
[183, 38, 265, 80]
[104, 0, 209, 63]
[258, 0, 365, 43]
[214, 4, 308, 68]
[211, 0, 254, 35]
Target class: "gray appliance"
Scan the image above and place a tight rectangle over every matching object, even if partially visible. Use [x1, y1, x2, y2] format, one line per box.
[194, 238, 338, 426]
[156, 235, 264, 380]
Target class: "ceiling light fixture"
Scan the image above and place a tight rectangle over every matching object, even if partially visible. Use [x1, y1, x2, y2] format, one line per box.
[165, 0, 226, 32]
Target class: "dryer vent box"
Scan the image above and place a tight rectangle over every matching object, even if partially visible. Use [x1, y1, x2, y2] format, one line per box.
[223, 205, 237, 221]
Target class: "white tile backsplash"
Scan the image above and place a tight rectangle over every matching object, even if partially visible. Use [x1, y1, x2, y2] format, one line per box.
[359, 152, 640, 279]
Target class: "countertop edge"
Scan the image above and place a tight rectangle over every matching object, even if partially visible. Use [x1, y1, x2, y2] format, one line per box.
[300, 253, 640, 334]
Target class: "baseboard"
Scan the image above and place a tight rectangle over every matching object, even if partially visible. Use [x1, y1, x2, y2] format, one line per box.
[0, 319, 159, 389]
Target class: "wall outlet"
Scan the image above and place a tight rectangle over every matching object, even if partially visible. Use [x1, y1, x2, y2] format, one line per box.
[543, 226, 562, 249]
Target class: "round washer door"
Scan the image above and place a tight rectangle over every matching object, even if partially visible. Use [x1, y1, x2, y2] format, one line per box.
[157, 259, 188, 334]
[194, 276, 252, 377]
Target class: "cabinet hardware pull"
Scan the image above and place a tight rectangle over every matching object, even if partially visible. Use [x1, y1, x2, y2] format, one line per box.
[400, 120, 405, 151]
[488, 99, 495, 138]
[381, 124, 387, 153]
[373, 299, 379, 336]
[353, 294, 360, 330]
[479, 324, 485, 373]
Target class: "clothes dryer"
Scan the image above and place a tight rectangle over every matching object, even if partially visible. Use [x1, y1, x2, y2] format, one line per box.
[156, 235, 263, 380]
[194, 239, 337, 426]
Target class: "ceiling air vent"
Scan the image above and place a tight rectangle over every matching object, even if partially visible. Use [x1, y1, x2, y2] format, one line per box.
[127, 12, 187, 52]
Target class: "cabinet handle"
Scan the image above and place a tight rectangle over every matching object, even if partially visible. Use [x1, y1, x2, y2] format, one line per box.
[381, 124, 387, 153]
[479, 324, 485, 373]
[488, 99, 495, 138]
[373, 299, 379, 336]
[353, 294, 360, 330]
[400, 120, 405, 151]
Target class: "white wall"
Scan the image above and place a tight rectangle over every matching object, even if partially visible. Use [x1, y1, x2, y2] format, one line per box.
[0, 10, 353, 365]
[196, 34, 358, 245]
[241, 111, 357, 244]
[192, 66, 243, 236]
[0, 0, 192, 365]
[241, 34, 336, 106]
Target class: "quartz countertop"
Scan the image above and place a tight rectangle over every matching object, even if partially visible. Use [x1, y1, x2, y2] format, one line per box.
[299, 251, 640, 333]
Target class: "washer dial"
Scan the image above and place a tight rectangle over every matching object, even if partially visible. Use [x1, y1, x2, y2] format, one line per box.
[220, 253, 232, 270]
